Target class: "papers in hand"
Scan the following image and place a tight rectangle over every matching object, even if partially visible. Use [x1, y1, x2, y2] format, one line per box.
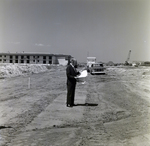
[75, 70, 88, 84]
[78, 70, 88, 78]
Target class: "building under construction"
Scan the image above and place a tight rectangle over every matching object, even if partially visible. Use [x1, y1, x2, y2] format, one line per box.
[0, 53, 71, 65]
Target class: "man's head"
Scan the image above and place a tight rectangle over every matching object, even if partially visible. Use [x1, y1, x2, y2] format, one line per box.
[70, 58, 78, 68]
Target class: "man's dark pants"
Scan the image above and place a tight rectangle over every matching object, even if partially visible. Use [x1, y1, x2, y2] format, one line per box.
[67, 82, 76, 106]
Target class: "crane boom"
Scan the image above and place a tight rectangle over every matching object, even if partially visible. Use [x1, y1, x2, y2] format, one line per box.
[126, 50, 131, 62]
[125, 50, 131, 65]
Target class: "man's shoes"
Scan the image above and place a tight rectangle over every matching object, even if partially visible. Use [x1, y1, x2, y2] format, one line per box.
[66, 104, 73, 107]
[66, 103, 77, 107]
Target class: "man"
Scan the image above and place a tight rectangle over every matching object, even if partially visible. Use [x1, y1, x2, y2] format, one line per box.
[66, 58, 80, 107]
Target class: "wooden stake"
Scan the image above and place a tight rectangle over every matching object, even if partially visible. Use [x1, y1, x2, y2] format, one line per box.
[28, 77, 30, 89]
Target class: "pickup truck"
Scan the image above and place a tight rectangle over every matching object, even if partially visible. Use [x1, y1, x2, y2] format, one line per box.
[90, 63, 105, 75]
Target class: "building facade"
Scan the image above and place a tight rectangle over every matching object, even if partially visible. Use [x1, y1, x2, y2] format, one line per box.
[0, 53, 71, 65]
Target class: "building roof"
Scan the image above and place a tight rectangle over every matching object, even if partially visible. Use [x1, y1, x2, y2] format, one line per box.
[0, 52, 71, 57]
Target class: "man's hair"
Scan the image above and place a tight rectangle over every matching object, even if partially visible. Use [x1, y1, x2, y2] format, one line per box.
[70, 58, 77, 66]
[70, 58, 77, 63]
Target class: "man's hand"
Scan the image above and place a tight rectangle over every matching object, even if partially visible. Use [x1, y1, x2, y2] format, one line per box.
[77, 71, 81, 76]
[74, 76, 79, 82]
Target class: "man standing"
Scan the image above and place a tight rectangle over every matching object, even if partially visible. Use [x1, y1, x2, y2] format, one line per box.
[66, 58, 80, 107]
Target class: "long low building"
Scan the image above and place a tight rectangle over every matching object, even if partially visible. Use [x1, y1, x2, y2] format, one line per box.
[0, 53, 71, 65]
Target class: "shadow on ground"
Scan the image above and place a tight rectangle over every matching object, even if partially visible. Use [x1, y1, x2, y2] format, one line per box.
[75, 103, 98, 106]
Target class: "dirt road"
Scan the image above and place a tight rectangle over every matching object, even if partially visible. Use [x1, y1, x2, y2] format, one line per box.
[0, 66, 150, 146]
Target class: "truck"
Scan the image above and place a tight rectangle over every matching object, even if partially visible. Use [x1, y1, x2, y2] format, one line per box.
[87, 57, 96, 72]
[87, 57, 105, 75]
[90, 63, 105, 75]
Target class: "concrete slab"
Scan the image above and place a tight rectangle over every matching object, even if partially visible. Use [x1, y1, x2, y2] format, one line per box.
[25, 91, 87, 131]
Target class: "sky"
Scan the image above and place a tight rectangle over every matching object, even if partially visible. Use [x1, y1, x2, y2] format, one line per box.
[0, 0, 150, 63]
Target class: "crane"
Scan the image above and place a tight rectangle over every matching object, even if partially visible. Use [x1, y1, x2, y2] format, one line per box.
[125, 50, 131, 65]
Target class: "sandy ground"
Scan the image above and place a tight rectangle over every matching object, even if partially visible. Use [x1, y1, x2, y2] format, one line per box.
[0, 66, 150, 146]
